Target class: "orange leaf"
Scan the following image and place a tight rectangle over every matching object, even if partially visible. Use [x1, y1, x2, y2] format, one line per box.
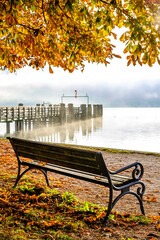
[147, 196, 157, 202]
[49, 65, 54, 74]
[113, 54, 121, 58]
[127, 59, 132, 66]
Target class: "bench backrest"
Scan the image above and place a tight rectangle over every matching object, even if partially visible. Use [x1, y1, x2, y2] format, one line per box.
[8, 137, 109, 177]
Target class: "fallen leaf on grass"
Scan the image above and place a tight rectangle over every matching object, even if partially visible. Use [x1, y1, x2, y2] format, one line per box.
[103, 228, 113, 233]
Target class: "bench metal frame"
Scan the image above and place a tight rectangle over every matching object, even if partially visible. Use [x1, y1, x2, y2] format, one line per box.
[7, 137, 145, 222]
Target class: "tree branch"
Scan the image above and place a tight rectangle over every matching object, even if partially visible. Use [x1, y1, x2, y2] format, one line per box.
[9, 0, 14, 12]
[99, 0, 109, 4]
[42, 0, 47, 24]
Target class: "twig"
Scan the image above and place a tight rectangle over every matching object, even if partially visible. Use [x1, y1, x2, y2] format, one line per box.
[42, 0, 47, 24]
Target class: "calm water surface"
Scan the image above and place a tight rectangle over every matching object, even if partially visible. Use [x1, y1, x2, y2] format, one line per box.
[1, 108, 160, 153]
[61, 108, 160, 153]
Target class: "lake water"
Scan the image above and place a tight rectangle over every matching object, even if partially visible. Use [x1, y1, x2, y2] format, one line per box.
[1, 108, 160, 153]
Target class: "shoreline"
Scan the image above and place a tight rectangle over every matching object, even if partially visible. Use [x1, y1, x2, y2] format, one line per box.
[1, 137, 160, 156]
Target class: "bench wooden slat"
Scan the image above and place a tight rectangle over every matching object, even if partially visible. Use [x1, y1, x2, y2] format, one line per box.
[12, 139, 103, 175]
[19, 150, 101, 175]
[14, 145, 99, 168]
[45, 162, 131, 183]
[22, 161, 131, 187]
[12, 138, 97, 159]
[12, 140, 103, 175]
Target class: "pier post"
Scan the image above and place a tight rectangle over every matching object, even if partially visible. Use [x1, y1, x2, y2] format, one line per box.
[93, 105, 98, 118]
[60, 104, 66, 124]
[99, 105, 103, 117]
[25, 120, 28, 130]
[93, 105, 103, 118]
[15, 121, 18, 132]
[28, 120, 32, 130]
[20, 120, 24, 131]
[15, 120, 23, 131]
[81, 104, 86, 120]
[67, 104, 74, 123]
[6, 122, 10, 134]
[33, 119, 36, 129]
[88, 104, 92, 119]
[36, 104, 41, 120]
[48, 105, 52, 126]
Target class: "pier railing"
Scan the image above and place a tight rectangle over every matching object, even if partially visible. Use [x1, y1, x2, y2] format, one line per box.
[0, 105, 62, 122]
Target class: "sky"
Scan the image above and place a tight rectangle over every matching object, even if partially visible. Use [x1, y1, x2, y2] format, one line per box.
[0, 33, 160, 107]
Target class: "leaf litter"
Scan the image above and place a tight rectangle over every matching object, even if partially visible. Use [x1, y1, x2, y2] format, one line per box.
[0, 139, 160, 240]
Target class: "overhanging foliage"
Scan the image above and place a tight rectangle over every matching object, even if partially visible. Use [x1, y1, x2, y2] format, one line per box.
[0, 0, 160, 73]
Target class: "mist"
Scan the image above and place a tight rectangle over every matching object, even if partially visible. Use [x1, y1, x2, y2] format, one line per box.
[1, 78, 160, 107]
[0, 58, 160, 107]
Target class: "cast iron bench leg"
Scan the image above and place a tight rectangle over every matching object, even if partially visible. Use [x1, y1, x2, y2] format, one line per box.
[14, 162, 50, 188]
[14, 163, 31, 188]
[103, 182, 145, 223]
[39, 169, 50, 187]
[103, 187, 113, 223]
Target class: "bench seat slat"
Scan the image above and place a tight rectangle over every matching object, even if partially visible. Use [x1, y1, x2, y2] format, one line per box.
[45, 162, 130, 183]
[22, 161, 131, 187]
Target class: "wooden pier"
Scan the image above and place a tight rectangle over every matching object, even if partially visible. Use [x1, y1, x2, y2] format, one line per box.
[0, 103, 103, 134]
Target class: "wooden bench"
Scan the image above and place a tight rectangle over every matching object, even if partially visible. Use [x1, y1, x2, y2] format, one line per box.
[7, 137, 145, 222]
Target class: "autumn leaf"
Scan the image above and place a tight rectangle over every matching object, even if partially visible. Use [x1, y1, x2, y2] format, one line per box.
[127, 59, 132, 66]
[146, 196, 157, 202]
[49, 65, 54, 74]
[112, 54, 122, 59]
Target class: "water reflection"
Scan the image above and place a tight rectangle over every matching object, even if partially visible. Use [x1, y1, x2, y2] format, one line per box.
[9, 118, 103, 145]
[1, 108, 160, 152]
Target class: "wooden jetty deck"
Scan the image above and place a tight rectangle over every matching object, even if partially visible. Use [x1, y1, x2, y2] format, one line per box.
[0, 103, 103, 134]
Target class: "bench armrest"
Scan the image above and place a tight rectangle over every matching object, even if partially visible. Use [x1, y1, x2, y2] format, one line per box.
[108, 162, 144, 181]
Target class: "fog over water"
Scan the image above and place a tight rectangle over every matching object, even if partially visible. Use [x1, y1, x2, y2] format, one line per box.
[1, 108, 160, 153]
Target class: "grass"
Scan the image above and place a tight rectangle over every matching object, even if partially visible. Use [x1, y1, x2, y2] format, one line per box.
[52, 140, 160, 156]
[128, 215, 151, 224]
